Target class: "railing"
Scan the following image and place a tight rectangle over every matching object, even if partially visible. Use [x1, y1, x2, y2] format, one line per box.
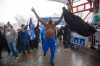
[72, 2, 93, 13]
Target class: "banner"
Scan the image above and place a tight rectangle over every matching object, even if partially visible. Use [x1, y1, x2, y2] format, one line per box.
[94, 8, 100, 23]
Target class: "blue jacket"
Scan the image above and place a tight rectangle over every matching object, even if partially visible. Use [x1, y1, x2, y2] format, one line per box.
[19, 30, 30, 42]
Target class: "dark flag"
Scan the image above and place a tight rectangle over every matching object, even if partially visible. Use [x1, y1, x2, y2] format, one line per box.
[62, 7, 96, 36]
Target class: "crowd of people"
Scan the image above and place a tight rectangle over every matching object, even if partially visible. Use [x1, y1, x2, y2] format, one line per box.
[0, 19, 65, 66]
[0, 7, 65, 66]
[0, 19, 40, 58]
[0, 7, 97, 66]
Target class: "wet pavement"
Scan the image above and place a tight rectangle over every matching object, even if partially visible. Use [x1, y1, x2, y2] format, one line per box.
[0, 46, 100, 66]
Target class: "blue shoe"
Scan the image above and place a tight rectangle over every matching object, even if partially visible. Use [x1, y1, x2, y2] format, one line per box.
[50, 63, 55, 66]
[43, 53, 46, 56]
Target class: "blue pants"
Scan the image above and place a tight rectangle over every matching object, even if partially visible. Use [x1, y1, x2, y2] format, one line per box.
[41, 33, 45, 50]
[43, 37, 56, 64]
[19, 40, 30, 53]
[41, 37, 45, 50]
[7, 40, 18, 57]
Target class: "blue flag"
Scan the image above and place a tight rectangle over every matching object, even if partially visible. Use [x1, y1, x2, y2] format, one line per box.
[29, 18, 35, 30]
[28, 18, 35, 40]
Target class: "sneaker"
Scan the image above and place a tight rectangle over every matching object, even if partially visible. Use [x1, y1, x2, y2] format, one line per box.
[43, 53, 46, 56]
[15, 56, 20, 60]
[50, 63, 55, 66]
[0, 56, 2, 59]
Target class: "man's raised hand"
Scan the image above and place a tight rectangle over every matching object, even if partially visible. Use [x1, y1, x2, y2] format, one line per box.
[31, 7, 36, 13]
[31, 7, 40, 19]
[31, 7, 46, 25]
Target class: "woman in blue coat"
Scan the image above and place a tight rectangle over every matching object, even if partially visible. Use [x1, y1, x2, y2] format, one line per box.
[18, 24, 30, 54]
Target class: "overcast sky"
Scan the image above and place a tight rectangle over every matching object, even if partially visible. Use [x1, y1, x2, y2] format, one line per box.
[0, 0, 66, 25]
